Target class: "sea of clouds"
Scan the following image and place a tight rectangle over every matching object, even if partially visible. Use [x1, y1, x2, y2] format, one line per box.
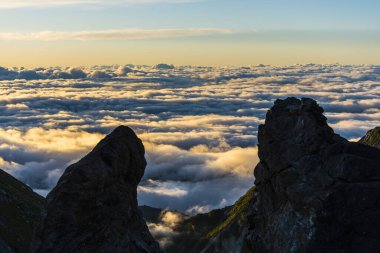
[0, 63, 379, 214]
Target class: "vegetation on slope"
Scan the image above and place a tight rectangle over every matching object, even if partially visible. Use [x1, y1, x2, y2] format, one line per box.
[165, 206, 230, 253]
[359, 127, 380, 149]
[207, 186, 255, 239]
[165, 186, 255, 253]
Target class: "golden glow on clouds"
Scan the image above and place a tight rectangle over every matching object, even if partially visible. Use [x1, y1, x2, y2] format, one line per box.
[147, 210, 185, 248]
[0, 128, 103, 153]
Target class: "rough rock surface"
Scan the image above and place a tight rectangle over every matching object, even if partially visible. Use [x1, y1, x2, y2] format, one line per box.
[32, 126, 161, 253]
[0, 169, 44, 253]
[246, 97, 380, 253]
[360, 127, 380, 149]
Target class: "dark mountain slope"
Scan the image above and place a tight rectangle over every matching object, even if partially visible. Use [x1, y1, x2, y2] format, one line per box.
[139, 205, 165, 223]
[0, 169, 44, 253]
[164, 186, 254, 253]
[200, 186, 254, 253]
[165, 205, 229, 253]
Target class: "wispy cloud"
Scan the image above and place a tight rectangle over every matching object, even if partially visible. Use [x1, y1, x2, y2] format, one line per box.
[0, 0, 201, 9]
[0, 28, 234, 41]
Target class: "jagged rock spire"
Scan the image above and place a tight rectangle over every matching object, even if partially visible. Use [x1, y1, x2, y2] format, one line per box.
[32, 126, 161, 253]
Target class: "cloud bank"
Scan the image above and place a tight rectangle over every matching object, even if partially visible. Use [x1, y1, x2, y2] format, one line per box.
[0, 64, 379, 213]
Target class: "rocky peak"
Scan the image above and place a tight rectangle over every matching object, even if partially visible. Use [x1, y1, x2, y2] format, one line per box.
[247, 97, 380, 253]
[360, 127, 380, 149]
[31, 126, 161, 253]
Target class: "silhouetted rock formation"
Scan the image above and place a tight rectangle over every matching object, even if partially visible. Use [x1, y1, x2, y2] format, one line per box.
[0, 169, 44, 253]
[31, 126, 161, 253]
[360, 127, 380, 149]
[246, 97, 380, 253]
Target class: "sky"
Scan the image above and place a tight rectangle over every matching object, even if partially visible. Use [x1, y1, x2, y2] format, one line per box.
[0, 0, 379, 66]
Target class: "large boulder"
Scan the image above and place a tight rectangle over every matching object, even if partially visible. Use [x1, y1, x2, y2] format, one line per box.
[246, 97, 380, 253]
[31, 126, 161, 253]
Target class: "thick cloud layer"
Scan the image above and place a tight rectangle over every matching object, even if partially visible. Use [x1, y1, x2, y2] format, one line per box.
[0, 64, 379, 213]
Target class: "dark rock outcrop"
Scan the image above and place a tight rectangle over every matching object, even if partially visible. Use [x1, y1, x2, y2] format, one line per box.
[0, 169, 44, 253]
[246, 97, 380, 253]
[360, 127, 380, 149]
[32, 126, 161, 253]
